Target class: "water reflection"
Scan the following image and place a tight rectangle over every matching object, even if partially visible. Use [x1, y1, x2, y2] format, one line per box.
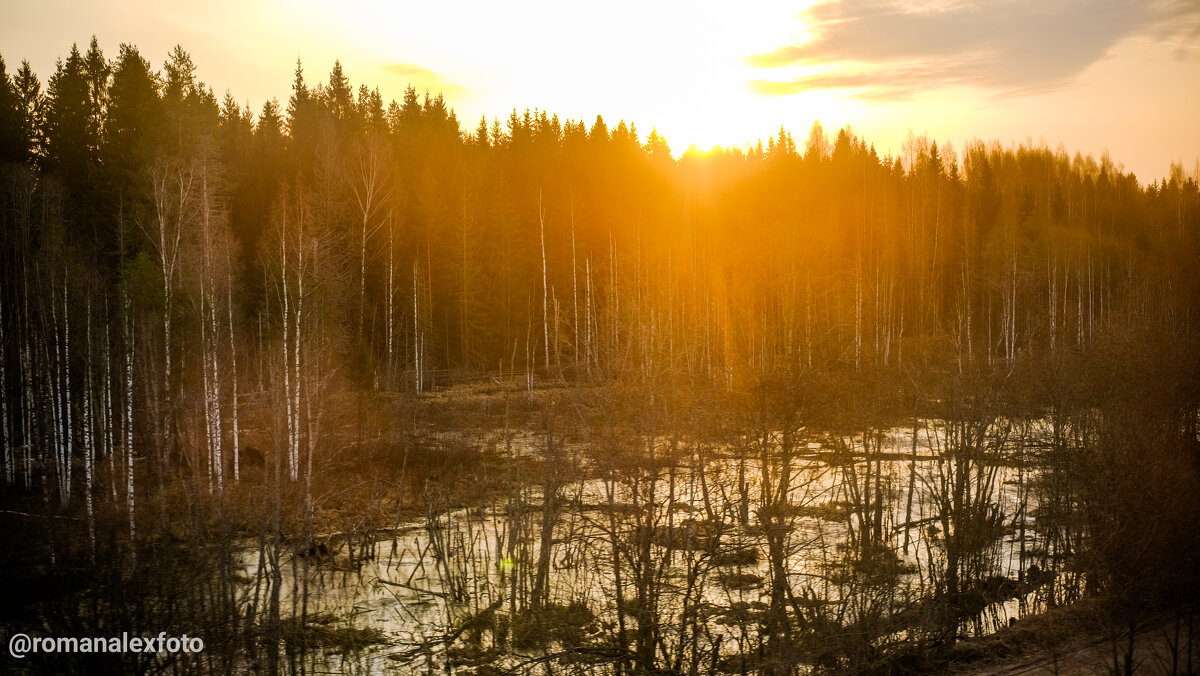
[238, 420, 1049, 673]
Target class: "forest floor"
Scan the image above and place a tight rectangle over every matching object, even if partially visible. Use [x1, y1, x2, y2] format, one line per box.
[946, 600, 1197, 675]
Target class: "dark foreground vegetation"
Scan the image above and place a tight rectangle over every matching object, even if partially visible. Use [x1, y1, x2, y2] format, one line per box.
[1, 38, 1199, 674]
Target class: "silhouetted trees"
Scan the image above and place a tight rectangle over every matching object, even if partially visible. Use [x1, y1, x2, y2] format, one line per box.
[1, 37, 1198, 674]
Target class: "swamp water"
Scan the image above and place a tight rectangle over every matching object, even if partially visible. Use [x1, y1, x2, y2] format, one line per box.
[236, 422, 1048, 674]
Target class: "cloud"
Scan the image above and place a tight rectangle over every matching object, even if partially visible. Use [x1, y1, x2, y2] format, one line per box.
[750, 0, 1199, 99]
[381, 62, 469, 98]
[381, 63, 439, 79]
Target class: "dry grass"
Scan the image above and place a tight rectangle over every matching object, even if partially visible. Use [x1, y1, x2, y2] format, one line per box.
[946, 600, 1197, 675]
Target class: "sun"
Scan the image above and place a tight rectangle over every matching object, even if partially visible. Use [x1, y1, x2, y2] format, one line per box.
[343, 0, 829, 155]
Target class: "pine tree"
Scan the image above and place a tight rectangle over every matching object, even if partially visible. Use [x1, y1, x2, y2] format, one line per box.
[0, 55, 25, 164]
[44, 44, 97, 191]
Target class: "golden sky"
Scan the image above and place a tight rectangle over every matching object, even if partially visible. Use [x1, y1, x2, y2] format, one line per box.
[3, 0, 1199, 181]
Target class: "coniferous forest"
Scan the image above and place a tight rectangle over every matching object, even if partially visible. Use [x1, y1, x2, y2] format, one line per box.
[1, 40, 1199, 675]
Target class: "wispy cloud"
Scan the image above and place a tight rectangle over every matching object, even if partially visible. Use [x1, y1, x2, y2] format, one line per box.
[380, 62, 469, 98]
[750, 0, 1200, 100]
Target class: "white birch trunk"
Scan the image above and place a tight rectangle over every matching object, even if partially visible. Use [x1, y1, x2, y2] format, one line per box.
[539, 192, 550, 372]
[854, 253, 863, 371]
[201, 257, 215, 492]
[570, 199, 579, 365]
[22, 339, 33, 489]
[413, 262, 422, 395]
[123, 287, 136, 568]
[585, 257, 593, 371]
[349, 143, 387, 337]
[208, 258, 224, 492]
[281, 204, 296, 481]
[0, 280, 10, 486]
[104, 304, 116, 502]
[83, 296, 95, 562]
[292, 215, 304, 481]
[227, 265, 240, 483]
[60, 271, 73, 505]
[149, 165, 190, 468]
[386, 213, 395, 389]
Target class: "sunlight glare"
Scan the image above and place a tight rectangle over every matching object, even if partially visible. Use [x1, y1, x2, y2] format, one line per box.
[289, 0, 828, 154]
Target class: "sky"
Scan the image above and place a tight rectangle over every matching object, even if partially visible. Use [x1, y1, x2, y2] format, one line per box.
[3, 0, 1199, 183]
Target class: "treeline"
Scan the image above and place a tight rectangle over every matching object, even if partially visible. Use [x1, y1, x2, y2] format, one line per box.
[3, 33, 1200, 517]
[1, 37, 1199, 671]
